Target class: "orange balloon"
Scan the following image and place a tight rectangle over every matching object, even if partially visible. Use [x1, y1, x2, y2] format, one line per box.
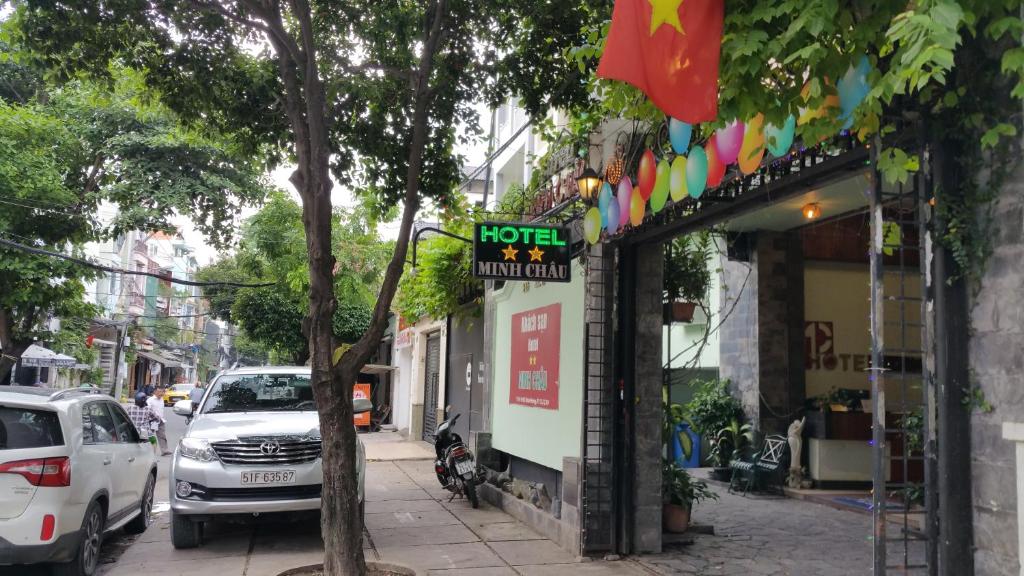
[738, 114, 766, 175]
[706, 135, 726, 188]
[798, 80, 840, 126]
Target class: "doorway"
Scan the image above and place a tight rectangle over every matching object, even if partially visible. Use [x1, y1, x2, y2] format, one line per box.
[422, 332, 441, 441]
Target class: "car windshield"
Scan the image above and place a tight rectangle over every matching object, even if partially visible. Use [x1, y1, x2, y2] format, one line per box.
[202, 374, 314, 413]
[170, 384, 194, 392]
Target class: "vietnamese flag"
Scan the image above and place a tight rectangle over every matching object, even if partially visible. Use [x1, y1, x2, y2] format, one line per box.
[597, 0, 725, 124]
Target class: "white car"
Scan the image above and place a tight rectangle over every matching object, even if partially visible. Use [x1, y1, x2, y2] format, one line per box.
[0, 386, 157, 576]
[168, 366, 368, 549]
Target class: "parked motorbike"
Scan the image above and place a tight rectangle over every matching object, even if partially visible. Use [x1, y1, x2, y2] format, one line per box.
[433, 408, 479, 508]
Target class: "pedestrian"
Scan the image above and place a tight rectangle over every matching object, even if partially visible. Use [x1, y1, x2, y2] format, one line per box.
[126, 391, 160, 448]
[147, 385, 171, 456]
[189, 381, 206, 415]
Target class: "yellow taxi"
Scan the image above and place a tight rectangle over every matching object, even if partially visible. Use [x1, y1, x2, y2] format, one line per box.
[164, 383, 196, 406]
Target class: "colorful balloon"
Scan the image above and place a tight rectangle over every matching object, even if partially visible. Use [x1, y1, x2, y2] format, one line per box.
[629, 190, 645, 226]
[650, 159, 670, 213]
[606, 200, 621, 235]
[765, 115, 796, 157]
[617, 178, 633, 228]
[686, 146, 708, 199]
[637, 149, 657, 201]
[583, 207, 602, 244]
[714, 120, 744, 165]
[798, 80, 840, 126]
[670, 156, 688, 201]
[668, 118, 692, 154]
[597, 182, 613, 228]
[838, 56, 871, 129]
[738, 114, 766, 174]
[706, 135, 726, 187]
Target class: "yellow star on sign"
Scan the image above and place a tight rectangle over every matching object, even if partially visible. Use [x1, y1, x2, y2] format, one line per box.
[528, 245, 545, 262]
[648, 0, 685, 36]
[501, 244, 519, 261]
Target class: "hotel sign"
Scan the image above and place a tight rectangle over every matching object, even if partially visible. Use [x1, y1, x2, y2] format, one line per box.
[472, 222, 571, 283]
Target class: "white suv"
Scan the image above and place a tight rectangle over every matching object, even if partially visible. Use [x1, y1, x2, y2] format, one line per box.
[0, 386, 157, 576]
[169, 366, 367, 549]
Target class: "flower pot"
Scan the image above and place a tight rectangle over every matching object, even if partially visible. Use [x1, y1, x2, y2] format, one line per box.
[662, 503, 691, 533]
[663, 301, 697, 323]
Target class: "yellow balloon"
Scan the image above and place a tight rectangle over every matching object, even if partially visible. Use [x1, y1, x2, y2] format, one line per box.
[738, 114, 766, 175]
[629, 191, 645, 226]
[670, 156, 688, 201]
[798, 81, 839, 126]
[583, 207, 602, 244]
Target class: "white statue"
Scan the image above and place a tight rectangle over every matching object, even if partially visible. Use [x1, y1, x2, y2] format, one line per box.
[787, 417, 805, 474]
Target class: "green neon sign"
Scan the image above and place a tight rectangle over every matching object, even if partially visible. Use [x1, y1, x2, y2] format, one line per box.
[478, 224, 567, 247]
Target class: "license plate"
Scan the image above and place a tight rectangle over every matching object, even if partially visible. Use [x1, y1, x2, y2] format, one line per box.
[454, 460, 474, 476]
[241, 470, 296, 485]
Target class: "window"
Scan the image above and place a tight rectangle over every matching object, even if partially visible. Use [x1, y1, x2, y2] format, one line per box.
[107, 403, 140, 444]
[82, 402, 117, 444]
[203, 374, 315, 413]
[0, 407, 64, 450]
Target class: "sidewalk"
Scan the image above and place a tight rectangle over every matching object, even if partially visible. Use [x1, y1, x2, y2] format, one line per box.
[361, 429, 436, 461]
[93, 435, 648, 576]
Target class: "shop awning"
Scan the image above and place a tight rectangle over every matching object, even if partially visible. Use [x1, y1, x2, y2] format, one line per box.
[360, 364, 396, 375]
[20, 344, 77, 368]
[136, 350, 182, 368]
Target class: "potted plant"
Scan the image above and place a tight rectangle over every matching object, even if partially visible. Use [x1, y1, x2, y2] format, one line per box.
[662, 460, 718, 533]
[684, 378, 743, 475]
[663, 233, 712, 324]
[708, 419, 754, 480]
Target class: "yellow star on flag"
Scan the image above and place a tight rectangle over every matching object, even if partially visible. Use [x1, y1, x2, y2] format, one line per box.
[648, 0, 685, 36]
[501, 244, 519, 261]
[528, 245, 545, 262]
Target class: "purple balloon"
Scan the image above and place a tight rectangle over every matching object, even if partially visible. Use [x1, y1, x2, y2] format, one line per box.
[617, 178, 633, 228]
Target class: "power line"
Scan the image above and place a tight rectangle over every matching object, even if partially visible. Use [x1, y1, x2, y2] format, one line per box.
[0, 237, 275, 288]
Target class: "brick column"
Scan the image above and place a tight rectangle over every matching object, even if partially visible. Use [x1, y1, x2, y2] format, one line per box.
[633, 241, 663, 553]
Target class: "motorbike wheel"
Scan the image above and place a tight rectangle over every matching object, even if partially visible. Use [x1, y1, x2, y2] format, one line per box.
[463, 478, 479, 509]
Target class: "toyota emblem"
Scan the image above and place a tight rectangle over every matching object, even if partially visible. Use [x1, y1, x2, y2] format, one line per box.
[260, 440, 281, 455]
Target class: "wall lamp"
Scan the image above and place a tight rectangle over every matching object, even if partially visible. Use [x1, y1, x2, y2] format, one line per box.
[576, 167, 602, 205]
[802, 202, 822, 220]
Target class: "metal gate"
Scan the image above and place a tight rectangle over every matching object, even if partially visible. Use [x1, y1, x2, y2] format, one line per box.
[869, 139, 936, 575]
[423, 333, 441, 442]
[580, 244, 619, 554]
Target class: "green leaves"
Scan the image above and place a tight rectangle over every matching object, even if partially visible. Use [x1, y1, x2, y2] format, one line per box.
[876, 147, 920, 185]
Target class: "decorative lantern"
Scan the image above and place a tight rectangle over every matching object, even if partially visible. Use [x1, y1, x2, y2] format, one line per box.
[576, 167, 602, 204]
[604, 146, 625, 186]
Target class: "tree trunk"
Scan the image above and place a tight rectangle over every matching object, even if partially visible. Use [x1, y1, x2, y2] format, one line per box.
[0, 309, 31, 383]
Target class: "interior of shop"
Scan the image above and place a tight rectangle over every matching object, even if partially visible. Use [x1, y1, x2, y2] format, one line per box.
[663, 169, 926, 523]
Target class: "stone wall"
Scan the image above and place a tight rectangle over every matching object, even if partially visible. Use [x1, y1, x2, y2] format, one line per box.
[719, 245, 760, 423]
[633, 242, 664, 553]
[718, 232, 805, 435]
[970, 164, 1024, 575]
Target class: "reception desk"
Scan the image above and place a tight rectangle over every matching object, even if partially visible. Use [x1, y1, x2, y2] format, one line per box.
[808, 437, 890, 482]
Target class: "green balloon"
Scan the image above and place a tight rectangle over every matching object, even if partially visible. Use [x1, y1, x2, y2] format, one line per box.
[583, 207, 602, 244]
[686, 146, 708, 199]
[651, 159, 670, 213]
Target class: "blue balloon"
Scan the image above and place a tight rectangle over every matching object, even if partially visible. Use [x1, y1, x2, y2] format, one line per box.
[838, 56, 871, 129]
[686, 146, 708, 199]
[669, 118, 692, 155]
[765, 115, 796, 157]
[605, 199, 621, 235]
[598, 182, 613, 228]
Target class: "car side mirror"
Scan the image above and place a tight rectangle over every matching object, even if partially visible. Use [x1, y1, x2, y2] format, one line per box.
[172, 399, 193, 416]
[353, 398, 372, 415]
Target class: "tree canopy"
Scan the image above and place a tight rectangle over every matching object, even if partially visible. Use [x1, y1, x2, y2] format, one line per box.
[0, 52, 268, 381]
[197, 192, 389, 364]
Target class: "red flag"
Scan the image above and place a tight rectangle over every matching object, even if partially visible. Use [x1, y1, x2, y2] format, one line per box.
[597, 0, 724, 124]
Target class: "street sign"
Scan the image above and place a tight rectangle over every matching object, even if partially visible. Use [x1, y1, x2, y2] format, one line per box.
[472, 222, 571, 283]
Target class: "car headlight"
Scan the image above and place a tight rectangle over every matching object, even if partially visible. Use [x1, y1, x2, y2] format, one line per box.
[178, 438, 217, 462]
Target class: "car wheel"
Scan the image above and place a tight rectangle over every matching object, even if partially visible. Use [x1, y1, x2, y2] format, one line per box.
[170, 511, 203, 549]
[124, 473, 155, 535]
[52, 501, 104, 576]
